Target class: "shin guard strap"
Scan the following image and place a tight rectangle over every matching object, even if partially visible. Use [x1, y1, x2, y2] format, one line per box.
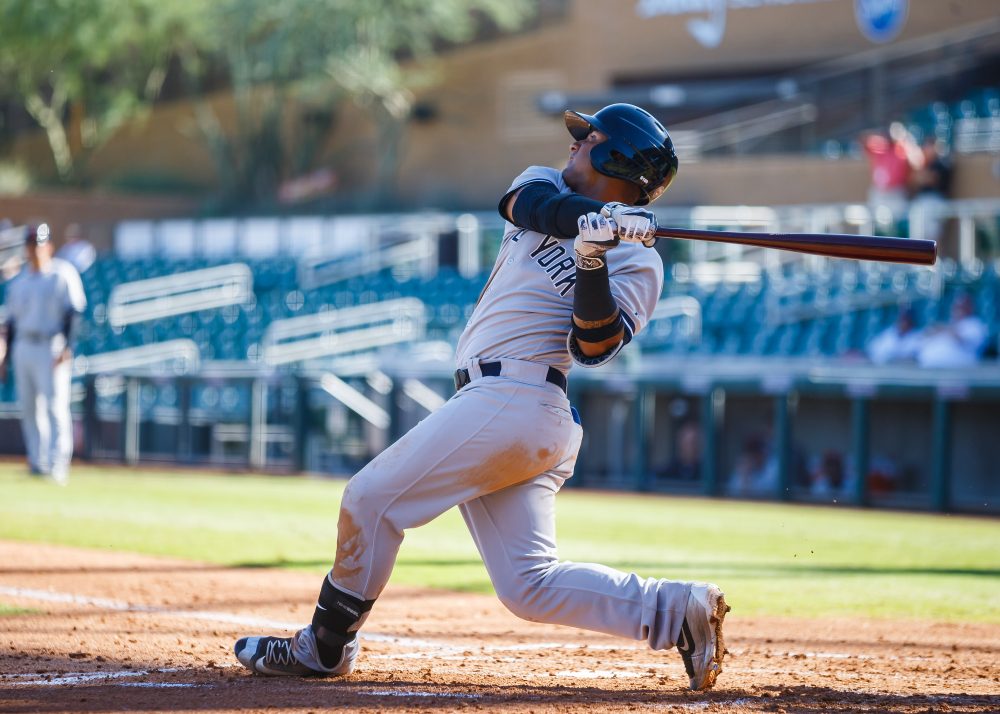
[311, 576, 375, 648]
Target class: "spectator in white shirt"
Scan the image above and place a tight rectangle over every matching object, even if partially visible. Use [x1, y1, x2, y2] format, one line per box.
[55, 223, 96, 274]
[867, 305, 922, 365]
[917, 293, 989, 368]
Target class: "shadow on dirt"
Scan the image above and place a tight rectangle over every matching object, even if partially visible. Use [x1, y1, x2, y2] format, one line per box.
[2, 665, 998, 713]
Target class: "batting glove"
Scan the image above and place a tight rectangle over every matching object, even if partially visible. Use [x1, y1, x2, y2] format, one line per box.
[602, 201, 657, 248]
[574, 212, 619, 269]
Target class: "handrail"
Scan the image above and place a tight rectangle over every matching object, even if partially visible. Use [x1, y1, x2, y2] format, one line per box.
[263, 298, 427, 365]
[650, 296, 702, 343]
[298, 238, 435, 289]
[107, 263, 253, 327]
[73, 339, 201, 376]
[666, 19, 1000, 154]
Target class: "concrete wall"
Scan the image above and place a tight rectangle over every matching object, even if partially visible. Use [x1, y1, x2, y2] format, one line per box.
[0, 191, 198, 251]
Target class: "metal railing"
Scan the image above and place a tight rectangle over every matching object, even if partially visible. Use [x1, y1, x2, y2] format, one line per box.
[47, 358, 1000, 514]
[107, 263, 254, 327]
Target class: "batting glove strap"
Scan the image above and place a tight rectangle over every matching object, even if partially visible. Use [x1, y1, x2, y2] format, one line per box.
[601, 201, 658, 247]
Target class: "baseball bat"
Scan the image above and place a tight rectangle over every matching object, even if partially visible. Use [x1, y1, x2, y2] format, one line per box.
[651, 226, 937, 265]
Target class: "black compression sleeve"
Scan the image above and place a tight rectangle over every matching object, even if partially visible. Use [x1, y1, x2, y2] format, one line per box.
[61, 310, 81, 351]
[506, 181, 604, 239]
[573, 261, 620, 323]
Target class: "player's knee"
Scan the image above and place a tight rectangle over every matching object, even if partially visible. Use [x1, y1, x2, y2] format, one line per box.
[338, 477, 401, 537]
[493, 561, 558, 622]
[338, 479, 370, 524]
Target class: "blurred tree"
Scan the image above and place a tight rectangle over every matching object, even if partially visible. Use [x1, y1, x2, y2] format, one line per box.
[180, 0, 534, 209]
[0, 0, 208, 182]
[0, 0, 533, 204]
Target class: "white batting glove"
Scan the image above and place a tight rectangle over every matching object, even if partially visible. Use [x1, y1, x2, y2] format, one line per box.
[601, 201, 657, 248]
[574, 212, 619, 268]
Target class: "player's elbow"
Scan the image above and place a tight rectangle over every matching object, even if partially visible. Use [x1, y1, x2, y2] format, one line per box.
[574, 332, 624, 358]
[576, 330, 625, 357]
[571, 311, 625, 358]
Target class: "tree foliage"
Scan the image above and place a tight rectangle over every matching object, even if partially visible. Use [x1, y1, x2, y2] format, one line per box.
[0, 0, 534, 204]
[0, 0, 205, 181]
[187, 0, 534, 209]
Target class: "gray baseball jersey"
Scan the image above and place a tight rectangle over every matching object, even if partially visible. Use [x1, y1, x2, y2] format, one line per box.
[6, 257, 86, 482]
[455, 165, 664, 373]
[6, 257, 87, 341]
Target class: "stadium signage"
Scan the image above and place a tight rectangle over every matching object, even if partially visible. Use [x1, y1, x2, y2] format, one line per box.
[853, 0, 908, 43]
[635, 0, 907, 47]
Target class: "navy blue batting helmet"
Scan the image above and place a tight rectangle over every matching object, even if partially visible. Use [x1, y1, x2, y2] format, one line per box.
[564, 103, 678, 205]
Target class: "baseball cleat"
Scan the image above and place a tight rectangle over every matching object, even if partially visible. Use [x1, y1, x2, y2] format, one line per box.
[677, 583, 730, 691]
[234, 626, 358, 677]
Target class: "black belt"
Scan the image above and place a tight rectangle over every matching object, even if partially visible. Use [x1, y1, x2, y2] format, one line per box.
[19, 331, 56, 344]
[454, 361, 567, 394]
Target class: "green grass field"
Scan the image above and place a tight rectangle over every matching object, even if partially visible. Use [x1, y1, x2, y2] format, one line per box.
[1, 463, 998, 622]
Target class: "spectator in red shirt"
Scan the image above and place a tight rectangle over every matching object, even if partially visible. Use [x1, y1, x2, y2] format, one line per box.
[862, 122, 921, 234]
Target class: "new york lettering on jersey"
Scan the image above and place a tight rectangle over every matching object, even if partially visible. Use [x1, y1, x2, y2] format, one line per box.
[520, 234, 576, 296]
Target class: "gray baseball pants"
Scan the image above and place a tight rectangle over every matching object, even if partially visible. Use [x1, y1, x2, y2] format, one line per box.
[13, 339, 73, 479]
[328, 357, 691, 650]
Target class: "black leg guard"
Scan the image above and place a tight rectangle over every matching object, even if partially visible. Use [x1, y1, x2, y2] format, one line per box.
[311, 575, 375, 668]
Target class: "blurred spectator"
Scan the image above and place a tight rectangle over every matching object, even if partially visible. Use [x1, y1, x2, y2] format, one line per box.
[1, 219, 22, 280]
[808, 450, 848, 497]
[861, 122, 920, 233]
[917, 293, 989, 368]
[55, 223, 96, 274]
[866, 454, 899, 497]
[908, 138, 953, 242]
[727, 433, 778, 497]
[659, 420, 701, 481]
[866, 305, 922, 365]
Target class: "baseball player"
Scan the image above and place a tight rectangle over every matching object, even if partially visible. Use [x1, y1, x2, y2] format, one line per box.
[0, 224, 87, 484]
[234, 103, 730, 690]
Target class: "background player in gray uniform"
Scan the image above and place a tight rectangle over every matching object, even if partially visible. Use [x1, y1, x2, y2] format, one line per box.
[234, 103, 730, 691]
[0, 223, 87, 484]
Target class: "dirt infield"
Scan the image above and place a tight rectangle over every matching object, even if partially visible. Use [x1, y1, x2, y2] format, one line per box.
[1, 541, 998, 713]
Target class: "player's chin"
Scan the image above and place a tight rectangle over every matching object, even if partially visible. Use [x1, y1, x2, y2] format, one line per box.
[562, 166, 580, 192]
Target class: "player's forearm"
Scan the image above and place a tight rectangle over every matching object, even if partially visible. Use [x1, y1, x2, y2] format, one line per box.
[504, 182, 604, 239]
[572, 260, 624, 357]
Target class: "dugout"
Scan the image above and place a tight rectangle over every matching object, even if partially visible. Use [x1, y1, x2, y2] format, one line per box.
[567, 357, 1000, 515]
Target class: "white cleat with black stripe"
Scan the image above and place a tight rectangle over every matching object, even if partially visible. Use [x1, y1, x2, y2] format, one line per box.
[677, 583, 730, 691]
[234, 625, 358, 677]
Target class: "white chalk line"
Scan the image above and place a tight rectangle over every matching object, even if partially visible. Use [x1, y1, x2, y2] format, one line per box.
[362, 689, 482, 700]
[4, 583, 934, 698]
[2, 585, 932, 665]
[656, 699, 756, 711]
[1, 668, 480, 698]
[0, 585, 651, 659]
[0, 668, 195, 687]
[0, 585, 424, 647]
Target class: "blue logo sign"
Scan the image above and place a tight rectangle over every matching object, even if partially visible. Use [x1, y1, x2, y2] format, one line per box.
[854, 0, 908, 43]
